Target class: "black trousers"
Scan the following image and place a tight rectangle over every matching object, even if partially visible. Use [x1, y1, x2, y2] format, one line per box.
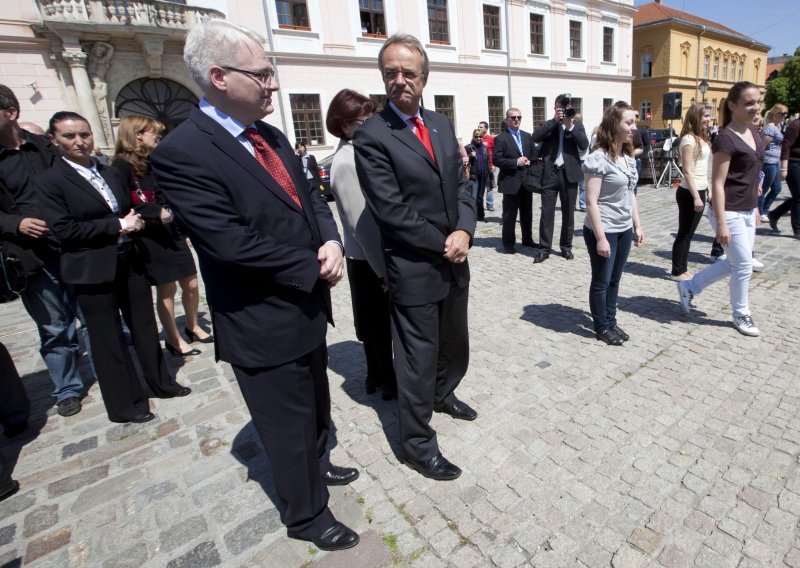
[672, 188, 708, 275]
[770, 160, 800, 234]
[73, 250, 178, 422]
[539, 169, 578, 252]
[501, 190, 533, 248]
[390, 284, 469, 462]
[232, 343, 335, 540]
[346, 259, 396, 394]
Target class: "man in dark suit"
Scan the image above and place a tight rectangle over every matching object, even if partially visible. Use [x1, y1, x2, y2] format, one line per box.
[493, 108, 535, 253]
[353, 33, 477, 482]
[0, 84, 85, 417]
[531, 94, 589, 262]
[150, 20, 359, 551]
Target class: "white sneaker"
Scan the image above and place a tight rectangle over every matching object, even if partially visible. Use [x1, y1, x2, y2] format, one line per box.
[711, 254, 726, 263]
[732, 315, 760, 337]
[677, 281, 694, 315]
[760, 214, 770, 223]
[751, 258, 764, 272]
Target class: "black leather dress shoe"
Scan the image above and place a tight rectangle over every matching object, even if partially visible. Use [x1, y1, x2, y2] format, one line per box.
[322, 465, 359, 486]
[129, 412, 156, 423]
[532, 251, 550, 264]
[561, 249, 574, 260]
[311, 522, 360, 551]
[158, 386, 192, 399]
[596, 328, 624, 346]
[365, 376, 378, 395]
[611, 324, 629, 342]
[404, 453, 462, 480]
[434, 398, 477, 421]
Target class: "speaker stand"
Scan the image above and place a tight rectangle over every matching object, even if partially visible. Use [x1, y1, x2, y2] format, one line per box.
[655, 121, 683, 189]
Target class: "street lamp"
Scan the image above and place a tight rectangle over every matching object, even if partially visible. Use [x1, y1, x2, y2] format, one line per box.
[699, 79, 709, 102]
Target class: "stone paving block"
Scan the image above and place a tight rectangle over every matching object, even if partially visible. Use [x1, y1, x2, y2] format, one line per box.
[0, 523, 15, 546]
[610, 543, 649, 568]
[24, 525, 71, 564]
[47, 465, 109, 498]
[22, 504, 58, 538]
[693, 544, 738, 568]
[627, 526, 661, 556]
[166, 540, 222, 568]
[241, 538, 306, 568]
[61, 436, 98, 459]
[102, 543, 149, 568]
[223, 509, 282, 555]
[159, 515, 208, 553]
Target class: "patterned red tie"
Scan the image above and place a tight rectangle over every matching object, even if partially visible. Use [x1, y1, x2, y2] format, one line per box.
[410, 117, 435, 161]
[243, 127, 302, 209]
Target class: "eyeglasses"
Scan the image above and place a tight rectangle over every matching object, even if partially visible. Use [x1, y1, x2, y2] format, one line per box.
[777, 111, 788, 115]
[382, 69, 421, 81]
[507, 115, 522, 120]
[222, 66, 275, 84]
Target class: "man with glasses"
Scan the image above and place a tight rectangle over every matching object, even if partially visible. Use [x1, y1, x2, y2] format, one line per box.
[354, 33, 476, 482]
[151, 20, 359, 551]
[493, 108, 535, 253]
[531, 94, 589, 262]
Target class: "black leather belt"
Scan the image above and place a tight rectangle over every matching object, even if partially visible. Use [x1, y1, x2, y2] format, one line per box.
[117, 241, 135, 255]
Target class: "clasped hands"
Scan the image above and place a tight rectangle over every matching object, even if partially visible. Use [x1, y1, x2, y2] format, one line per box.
[444, 230, 470, 264]
[120, 210, 144, 234]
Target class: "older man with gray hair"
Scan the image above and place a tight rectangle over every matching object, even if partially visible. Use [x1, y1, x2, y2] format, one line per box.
[151, 19, 358, 551]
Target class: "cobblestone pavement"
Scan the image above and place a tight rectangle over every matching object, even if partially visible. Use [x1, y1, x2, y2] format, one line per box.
[1, 184, 799, 568]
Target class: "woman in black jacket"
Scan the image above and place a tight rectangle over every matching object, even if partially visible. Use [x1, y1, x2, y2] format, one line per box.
[36, 112, 190, 423]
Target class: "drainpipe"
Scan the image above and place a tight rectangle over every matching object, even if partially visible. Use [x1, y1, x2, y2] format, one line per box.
[695, 25, 706, 101]
[261, 0, 288, 133]
[505, 0, 512, 107]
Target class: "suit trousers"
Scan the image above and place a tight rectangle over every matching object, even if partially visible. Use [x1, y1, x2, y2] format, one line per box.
[231, 343, 336, 540]
[73, 249, 178, 422]
[539, 169, 578, 252]
[390, 284, 469, 462]
[501, 191, 533, 248]
[347, 258, 397, 394]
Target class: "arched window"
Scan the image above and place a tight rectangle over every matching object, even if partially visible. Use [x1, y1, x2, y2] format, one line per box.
[115, 78, 198, 131]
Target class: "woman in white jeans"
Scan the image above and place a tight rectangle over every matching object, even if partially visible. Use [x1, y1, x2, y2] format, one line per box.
[677, 81, 764, 336]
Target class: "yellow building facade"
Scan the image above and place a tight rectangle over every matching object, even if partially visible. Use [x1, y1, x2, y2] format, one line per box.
[632, 2, 769, 131]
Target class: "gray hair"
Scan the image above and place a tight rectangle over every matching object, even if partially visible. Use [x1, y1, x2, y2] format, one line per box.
[184, 19, 267, 91]
[378, 33, 430, 79]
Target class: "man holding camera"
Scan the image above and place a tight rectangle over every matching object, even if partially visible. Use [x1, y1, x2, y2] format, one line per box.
[531, 94, 589, 263]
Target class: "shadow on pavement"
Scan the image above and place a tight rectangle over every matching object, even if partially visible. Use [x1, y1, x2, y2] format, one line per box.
[520, 303, 595, 338]
[230, 422, 283, 516]
[327, 340, 402, 461]
[618, 295, 729, 328]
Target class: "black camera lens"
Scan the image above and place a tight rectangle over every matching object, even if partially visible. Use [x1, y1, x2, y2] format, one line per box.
[564, 107, 576, 118]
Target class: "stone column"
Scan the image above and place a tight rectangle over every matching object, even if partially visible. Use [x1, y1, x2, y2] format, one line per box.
[60, 48, 108, 148]
[50, 52, 80, 111]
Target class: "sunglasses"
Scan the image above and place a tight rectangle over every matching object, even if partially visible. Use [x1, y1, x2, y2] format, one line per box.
[507, 115, 522, 120]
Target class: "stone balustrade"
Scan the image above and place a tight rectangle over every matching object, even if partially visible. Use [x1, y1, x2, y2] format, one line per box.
[38, 0, 224, 28]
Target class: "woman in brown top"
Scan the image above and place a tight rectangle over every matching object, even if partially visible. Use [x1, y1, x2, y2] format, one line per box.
[767, 117, 800, 238]
[677, 82, 764, 337]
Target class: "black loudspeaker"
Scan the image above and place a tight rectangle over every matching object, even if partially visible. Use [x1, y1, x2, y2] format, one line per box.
[662, 92, 683, 120]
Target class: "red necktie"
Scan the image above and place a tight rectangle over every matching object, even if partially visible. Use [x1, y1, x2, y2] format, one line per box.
[411, 117, 435, 161]
[244, 127, 302, 209]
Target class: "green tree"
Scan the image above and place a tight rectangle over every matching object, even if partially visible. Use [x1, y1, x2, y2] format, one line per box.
[765, 46, 800, 114]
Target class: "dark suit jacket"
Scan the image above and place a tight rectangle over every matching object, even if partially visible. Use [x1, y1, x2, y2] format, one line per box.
[150, 108, 341, 368]
[34, 160, 147, 285]
[532, 119, 589, 186]
[353, 106, 475, 306]
[493, 129, 534, 195]
[0, 132, 61, 274]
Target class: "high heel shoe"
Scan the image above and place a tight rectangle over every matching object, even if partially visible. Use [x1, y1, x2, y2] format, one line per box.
[184, 327, 214, 344]
[164, 342, 201, 357]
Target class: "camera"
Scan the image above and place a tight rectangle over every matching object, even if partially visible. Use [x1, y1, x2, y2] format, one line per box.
[560, 93, 576, 119]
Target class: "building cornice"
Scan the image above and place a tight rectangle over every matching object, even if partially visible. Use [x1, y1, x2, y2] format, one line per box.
[634, 20, 770, 52]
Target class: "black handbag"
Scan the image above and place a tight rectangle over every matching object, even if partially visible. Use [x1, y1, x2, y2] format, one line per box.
[522, 158, 545, 194]
[0, 248, 27, 303]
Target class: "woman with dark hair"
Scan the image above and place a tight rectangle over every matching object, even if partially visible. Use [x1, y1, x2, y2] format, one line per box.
[582, 101, 644, 346]
[36, 111, 190, 423]
[677, 82, 764, 336]
[326, 89, 396, 399]
[767, 116, 800, 238]
[111, 115, 211, 357]
[671, 103, 712, 280]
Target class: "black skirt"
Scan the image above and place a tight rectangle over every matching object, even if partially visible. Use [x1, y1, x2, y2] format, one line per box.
[138, 223, 197, 285]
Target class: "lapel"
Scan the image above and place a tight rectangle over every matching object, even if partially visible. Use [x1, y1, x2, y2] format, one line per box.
[60, 160, 113, 212]
[191, 110, 305, 216]
[382, 106, 437, 170]
[505, 131, 522, 157]
[98, 163, 129, 211]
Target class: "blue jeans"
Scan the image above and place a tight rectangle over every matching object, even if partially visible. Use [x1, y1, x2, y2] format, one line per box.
[759, 163, 782, 214]
[578, 179, 586, 209]
[685, 208, 755, 318]
[584, 227, 633, 332]
[20, 257, 85, 402]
